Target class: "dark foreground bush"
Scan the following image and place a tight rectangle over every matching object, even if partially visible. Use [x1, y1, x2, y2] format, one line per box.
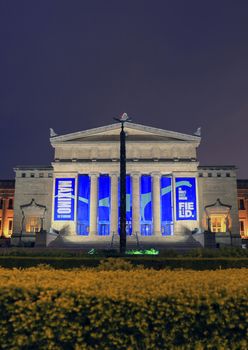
[1, 246, 248, 258]
[0, 255, 248, 270]
[0, 268, 247, 349]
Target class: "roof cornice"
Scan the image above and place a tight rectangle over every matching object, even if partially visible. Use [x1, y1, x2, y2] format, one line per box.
[50, 122, 201, 144]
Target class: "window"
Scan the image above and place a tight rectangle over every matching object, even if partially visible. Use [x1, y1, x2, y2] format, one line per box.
[240, 221, 245, 234]
[8, 199, 13, 209]
[39, 173, 44, 178]
[199, 173, 203, 177]
[21, 173, 26, 178]
[217, 173, 221, 177]
[48, 173, 53, 178]
[30, 173, 35, 178]
[226, 173, 230, 177]
[211, 215, 226, 233]
[25, 217, 41, 233]
[208, 173, 212, 177]
[239, 199, 245, 210]
[0, 199, 2, 209]
[8, 220, 13, 233]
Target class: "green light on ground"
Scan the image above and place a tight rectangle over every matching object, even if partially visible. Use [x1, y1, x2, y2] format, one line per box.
[88, 248, 97, 255]
[126, 248, 159, 255]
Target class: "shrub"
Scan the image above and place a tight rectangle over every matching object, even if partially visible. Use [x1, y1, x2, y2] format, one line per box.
[96, 257, 140, 271]
[0, 268, 247, 349]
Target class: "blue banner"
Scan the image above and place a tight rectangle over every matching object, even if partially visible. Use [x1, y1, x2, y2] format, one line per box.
[77, 175, 90, 235]
[140, 175, 152, 235]
[118, 175, 132, 235]
[98, 175, 110, 236]
[175, 177, 197, 220]
[54, 178, 75, 221]
[161, 176, 173, 235]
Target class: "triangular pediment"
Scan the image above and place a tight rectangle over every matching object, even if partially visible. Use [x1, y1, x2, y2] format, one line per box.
[50, 122, 200, 144]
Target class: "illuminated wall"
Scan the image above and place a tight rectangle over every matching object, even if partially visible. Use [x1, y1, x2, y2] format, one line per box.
[98, 175, 110, 236]
[161, 176, 173, 236]
[140, 175, 153, 235]
[77, 175, 90, 235]
[52, 174, 199, 236]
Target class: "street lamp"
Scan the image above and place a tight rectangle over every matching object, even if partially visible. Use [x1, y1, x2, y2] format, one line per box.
[114, 113, 131, 254]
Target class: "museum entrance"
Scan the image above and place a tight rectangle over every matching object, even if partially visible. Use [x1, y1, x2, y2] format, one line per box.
[205, 199, 232, 233]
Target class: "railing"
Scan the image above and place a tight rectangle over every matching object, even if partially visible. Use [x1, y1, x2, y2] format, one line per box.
[110, 231, 141, 249]
[110, 231, 115, 249]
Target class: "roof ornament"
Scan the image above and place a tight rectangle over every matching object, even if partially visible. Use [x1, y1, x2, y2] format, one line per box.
[114, 112, 132, 123]
[50, 128, 58, 137]
[194, 127, 201, 137]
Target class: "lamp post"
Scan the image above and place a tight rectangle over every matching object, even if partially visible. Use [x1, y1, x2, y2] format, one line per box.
[114, 113, 131, 254]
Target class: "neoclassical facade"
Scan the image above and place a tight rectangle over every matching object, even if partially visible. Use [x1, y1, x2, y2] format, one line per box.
[12, 122, 241, 248]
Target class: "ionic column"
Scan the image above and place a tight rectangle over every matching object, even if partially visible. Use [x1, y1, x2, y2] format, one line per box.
[89, 173, 99, 236]
[132, 172, 140, 235]
[110, 173, 118, 235]
[152, 172, 161, 236]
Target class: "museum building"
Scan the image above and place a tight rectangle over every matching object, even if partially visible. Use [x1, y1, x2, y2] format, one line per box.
[11, 122, 241, 248]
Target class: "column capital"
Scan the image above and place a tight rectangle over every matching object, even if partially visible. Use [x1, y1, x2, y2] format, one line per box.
[151, 171, 161, 177]
[109, 172, 119, 178]
[131, 172, 141, 177]
[89, 172, 99, 178]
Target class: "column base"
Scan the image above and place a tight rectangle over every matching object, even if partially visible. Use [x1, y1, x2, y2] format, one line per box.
[89, 232, 98, 237]
[153, 231, 162, 236]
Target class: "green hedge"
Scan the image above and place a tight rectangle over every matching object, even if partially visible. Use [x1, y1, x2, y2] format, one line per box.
[1, 246, 248, 258]
[0, 256, 248, 269]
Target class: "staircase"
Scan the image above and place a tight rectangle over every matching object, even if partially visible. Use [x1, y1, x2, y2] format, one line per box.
[110, 233, 140, 250]
[48, 232, 202, 251]
[110, 234, 202, 251]
[133, 235, 203, 251]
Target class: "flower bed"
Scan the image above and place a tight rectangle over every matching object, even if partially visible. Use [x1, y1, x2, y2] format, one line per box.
[0, 268, 247, 349]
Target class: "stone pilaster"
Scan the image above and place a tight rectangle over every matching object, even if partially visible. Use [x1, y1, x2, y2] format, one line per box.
[89, 173, 99, 236]
[152, 172, 161, 236]
[132, 172, 140, 235]
[110, 173, 118, 235]
[1, 198, 6, 237]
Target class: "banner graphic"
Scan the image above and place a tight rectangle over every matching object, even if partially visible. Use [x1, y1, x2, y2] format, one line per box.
[98, 175, 110, 236]
[140, 175, 152, 235]
[54, 178, 75, 221]
[77, 175, 90, 235]
[175, 178, 197, 220]
[161, 176, 173, 235]
[118, 175, 132, 235]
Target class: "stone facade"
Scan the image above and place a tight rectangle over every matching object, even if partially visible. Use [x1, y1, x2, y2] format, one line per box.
[198, 166, 240, 246]
[50, 123, 200, 240]
[11, 122, 241, 248]
[12, 167, 53, 245]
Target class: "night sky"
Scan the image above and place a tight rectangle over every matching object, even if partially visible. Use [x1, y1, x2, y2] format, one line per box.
[1, 1, 248, 179]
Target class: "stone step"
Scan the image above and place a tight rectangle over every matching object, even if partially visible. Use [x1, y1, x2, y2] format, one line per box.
[49, 236, 202, 250]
